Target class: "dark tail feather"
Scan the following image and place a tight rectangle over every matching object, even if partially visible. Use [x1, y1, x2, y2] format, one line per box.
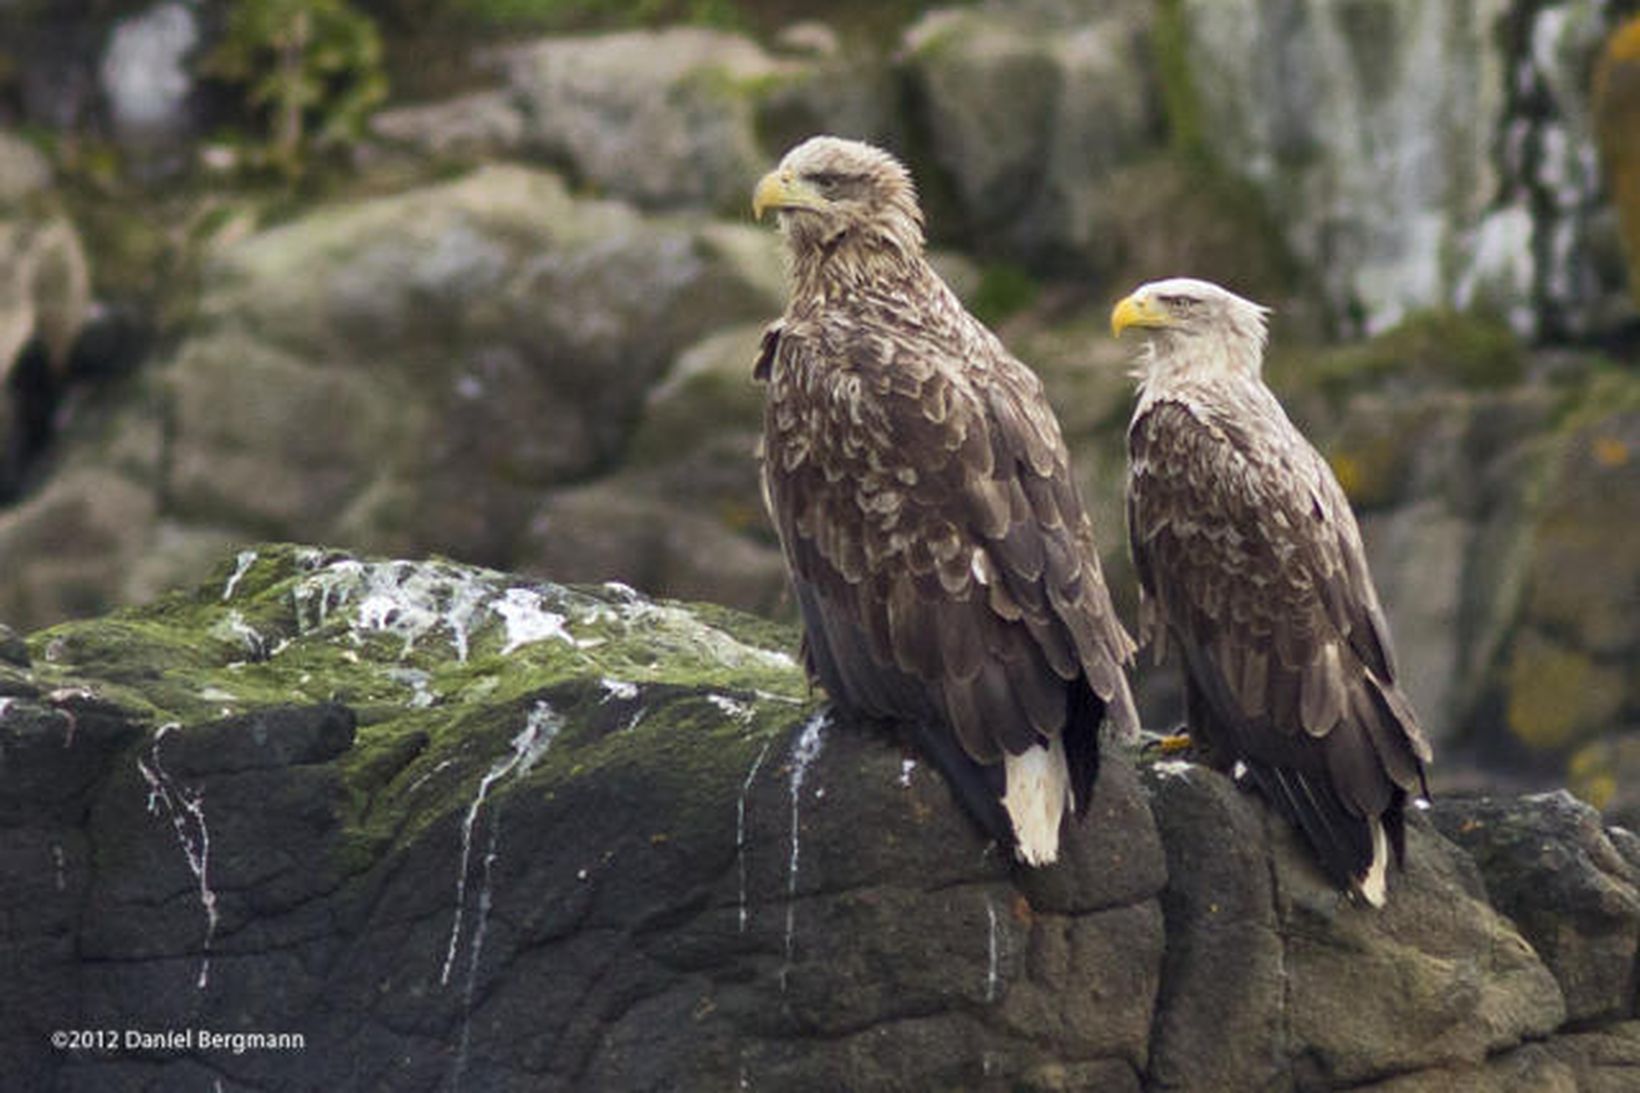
[1384, 788, 1409, 867]
[1063, 680, 1105, 817]
[1246, 761, 1373, 892]
[906, 719, 1014, 850]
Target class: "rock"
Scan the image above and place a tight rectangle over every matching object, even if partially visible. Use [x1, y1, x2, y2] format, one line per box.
[0, 11, 103, 132]
[628, 322, 768, 475]
[1458, 1, 1631, 339]
[1432, 791, 1640, 1024]
[1501, 402, 1640, 754]
[1570, 734, 1640, 829]
[1357, 500, 1470, 744]
[0, 545, 1636, 1089]
[98, 1, 199, 167]
[0, 152, 784, 630]
[1356, 1045, 1576, 1092]
[366, 89, 526, 161]
[523, 478, 791, 618]
[519, 322, 789, 615]
[0, 131, 51, 205]
[0, 198, 94, 500]
[1597, 17, 1640, 309]
[155, 703, 357, 776]
[755, 33, 903, 161]
[0, 545, 1159, 1089]
[901, 4, 1159, 268]
[160, 164, 782, 563]
[1144, 761, 1567, 1090]
[0, 623, 28, 667]
[1090, 154, 1300, 306]
[0, 213, 92, 378]
[1142, 762, 1288, 1091]
[1176, 0, 1630, 339]
[1503, 630, 1628, 753]
[501, 28, 794, 213]
[1517, 406, 1640, 657]
[0, 466, 159, 625]
[774, 21, 841, 58]
[1542, 1021, 1640, 1092]
[0, 690, 140, 822]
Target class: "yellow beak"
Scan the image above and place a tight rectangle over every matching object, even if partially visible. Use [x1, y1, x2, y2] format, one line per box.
[1110, 293, 1170, 337]
[752, 169, 827, 219]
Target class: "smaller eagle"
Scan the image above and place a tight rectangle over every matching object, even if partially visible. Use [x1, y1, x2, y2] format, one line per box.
[753, 136, 1139, 865]
[1112, 278, 1431, 905]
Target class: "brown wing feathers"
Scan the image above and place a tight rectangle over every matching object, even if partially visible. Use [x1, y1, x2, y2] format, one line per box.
[755, 137, 1139, 862]
[1129, 397, 1428, 895]
[763, 314, 1133, 801]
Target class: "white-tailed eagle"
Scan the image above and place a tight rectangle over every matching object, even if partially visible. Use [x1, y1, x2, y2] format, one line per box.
[753, 136, 1139, 865]
[1113, 277, 1432, 905]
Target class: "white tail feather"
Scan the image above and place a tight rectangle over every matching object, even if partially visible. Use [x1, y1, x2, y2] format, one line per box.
[1002, 737, 1073, 866]
[1356, 818, 1389, 907]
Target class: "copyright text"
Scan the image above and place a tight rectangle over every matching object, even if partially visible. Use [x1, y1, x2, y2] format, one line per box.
[52, 1028, 306, 1055]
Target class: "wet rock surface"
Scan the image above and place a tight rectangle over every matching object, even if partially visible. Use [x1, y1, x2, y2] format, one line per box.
[1, 546, 1635, 1091]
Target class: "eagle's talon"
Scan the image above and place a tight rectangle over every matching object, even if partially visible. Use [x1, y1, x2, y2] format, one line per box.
[1153, 732, 1194, 757]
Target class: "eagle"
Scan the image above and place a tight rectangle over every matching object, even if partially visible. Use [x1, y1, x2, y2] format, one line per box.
[1112, 277, 1432, 905]
[751, 136, 1139, 865]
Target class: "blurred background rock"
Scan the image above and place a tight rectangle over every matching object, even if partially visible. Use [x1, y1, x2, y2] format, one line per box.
[0, 0, 1635, 817]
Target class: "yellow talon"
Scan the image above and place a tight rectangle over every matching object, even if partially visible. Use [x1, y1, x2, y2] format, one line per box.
[1158, 733, 1193, 755]
[1153, 732, 1194, 756]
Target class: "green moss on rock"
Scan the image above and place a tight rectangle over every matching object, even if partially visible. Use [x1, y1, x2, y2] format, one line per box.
[1504, 630, 1627, 753]
[1273, 310, 1526, 405]
[22, 543, 816, 882]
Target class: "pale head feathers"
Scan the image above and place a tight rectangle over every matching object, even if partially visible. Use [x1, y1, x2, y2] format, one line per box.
[1111, 278, 1272, 388]
[753, 136, 926, 290]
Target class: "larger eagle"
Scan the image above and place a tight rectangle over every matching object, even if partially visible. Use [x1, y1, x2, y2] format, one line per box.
[752, 136, 1139, 865]
[1113, 277, 1432, 904]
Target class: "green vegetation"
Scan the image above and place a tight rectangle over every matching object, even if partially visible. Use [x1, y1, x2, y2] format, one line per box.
[204, 0, 389, 180]
[437, 0, 967, 40]
[1151, 0, 1204, 158]
[1269, 310, 1528, 403]
[969, 263, 1040, 326]
[456, 0, 740, 30]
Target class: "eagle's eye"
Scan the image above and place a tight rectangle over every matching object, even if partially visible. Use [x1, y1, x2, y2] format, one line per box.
[804, 170, 862, 198]
[1161, 295, 1197, 314]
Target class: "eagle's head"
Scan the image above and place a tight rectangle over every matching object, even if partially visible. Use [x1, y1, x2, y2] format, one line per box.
[1110, 278, 1271, 380]
[753, 136, 925, 273]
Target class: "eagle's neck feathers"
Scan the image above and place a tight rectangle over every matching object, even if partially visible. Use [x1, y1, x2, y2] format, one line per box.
[787, 216, 931, 306]
[1131, 331, 1299, 464]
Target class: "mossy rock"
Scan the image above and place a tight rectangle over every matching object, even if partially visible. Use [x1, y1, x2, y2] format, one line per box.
[1096, 153, 1300, 310]
[1595, 15, 1640, 310]
[1318, 404, 1435, 511]
[1518, 397, 1640, 663]
[26, 543, 813, 856]
[625, 322, 766, 471]
[1503, 629, 1627, 754]
[1269, 310, 1527, 406]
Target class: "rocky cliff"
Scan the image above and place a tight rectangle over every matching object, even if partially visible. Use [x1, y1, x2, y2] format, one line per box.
[2, 1, 1637, 808]
[3, 546, 1637, 1092]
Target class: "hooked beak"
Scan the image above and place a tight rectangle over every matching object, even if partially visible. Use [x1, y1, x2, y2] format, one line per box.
[1110, 292, 1174, 338]
[752, 169, 828, 219]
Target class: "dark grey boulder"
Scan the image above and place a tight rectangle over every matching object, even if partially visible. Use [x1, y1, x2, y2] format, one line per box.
[1432, 791, 1640, 1025]
[0, 546, 1632, 1091]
